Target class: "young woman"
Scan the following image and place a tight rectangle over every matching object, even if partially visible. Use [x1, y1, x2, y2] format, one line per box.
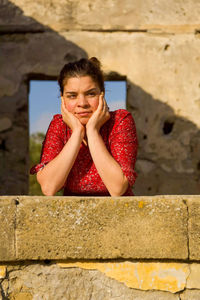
[30, 57, 138, 196]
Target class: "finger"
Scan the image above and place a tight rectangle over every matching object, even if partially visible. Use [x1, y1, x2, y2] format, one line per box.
[103, 97, 109, 113]
[102, 98, 106, 113]
[97, 92, 104, 112]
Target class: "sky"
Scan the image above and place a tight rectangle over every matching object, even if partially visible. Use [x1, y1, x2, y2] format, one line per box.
[29, 80, 126, 134]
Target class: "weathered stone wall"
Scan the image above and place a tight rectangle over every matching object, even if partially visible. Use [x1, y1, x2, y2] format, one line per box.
[1, 0, 200, 195]
[1, 195, 200, 299]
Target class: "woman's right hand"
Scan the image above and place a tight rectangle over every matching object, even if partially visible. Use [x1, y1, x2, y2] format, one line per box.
[61, 97, 85, 138]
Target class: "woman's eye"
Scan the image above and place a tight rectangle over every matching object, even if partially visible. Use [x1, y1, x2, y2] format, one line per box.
[87, 92, 96, 97]
[67, 95, 76, 99]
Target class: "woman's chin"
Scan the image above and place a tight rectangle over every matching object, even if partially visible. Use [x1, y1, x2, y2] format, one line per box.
[79, 117, 90, 125]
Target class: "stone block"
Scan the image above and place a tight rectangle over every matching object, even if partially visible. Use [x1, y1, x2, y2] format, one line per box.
[3, 0, 200, 32]
[2, 263, 180, 300]
[16, 196, 188, 260]
[0, 197, 16, 261]
[188, 198, 200, 260]
[180, 289, 200, 300]
[0, 118, 12, 132]
[58, 261, 189, 293]
[187, 263, 200, 289]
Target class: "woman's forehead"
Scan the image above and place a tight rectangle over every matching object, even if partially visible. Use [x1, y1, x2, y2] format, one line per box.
[64, 76, 99, 91]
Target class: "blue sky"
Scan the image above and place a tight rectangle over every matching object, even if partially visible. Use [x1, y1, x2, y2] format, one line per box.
[29, 80, 126, 134]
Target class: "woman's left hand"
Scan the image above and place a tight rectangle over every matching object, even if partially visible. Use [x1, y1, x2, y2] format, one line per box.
[86, 92, 110, 133]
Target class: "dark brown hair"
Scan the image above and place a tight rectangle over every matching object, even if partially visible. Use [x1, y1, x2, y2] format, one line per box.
[58, 57, 105, 95]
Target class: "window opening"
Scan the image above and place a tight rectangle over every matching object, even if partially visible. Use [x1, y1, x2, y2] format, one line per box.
[105, 81, 126, 110]
[29, 79, 126, 195]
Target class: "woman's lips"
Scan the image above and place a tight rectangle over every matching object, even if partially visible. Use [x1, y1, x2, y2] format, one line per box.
[76, 111, 92, 117]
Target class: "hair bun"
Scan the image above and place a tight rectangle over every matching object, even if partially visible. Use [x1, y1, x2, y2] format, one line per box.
[89, 57, 101, 69]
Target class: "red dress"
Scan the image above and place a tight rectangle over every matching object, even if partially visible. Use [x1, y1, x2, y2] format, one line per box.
[30, 109, 138, 196]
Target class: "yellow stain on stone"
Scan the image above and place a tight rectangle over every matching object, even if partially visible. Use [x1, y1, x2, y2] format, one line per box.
[58, 261, 189, 293]
[0, 265, 6, 278]
[9, 292, 33, 300]
[138, 200, 145, 208]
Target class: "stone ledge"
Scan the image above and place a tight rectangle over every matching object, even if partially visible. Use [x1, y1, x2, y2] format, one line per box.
[188, 199, 200, 260]
[0, 195, 193, 261]
[0, 197, 16, 261]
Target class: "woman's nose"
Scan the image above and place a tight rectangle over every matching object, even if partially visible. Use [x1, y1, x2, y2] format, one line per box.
[77, 94, 88, 106]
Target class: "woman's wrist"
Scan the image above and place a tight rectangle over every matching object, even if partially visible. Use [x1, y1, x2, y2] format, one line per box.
[86, 126, 98, 135]
[86, 127, 100, 143]
[72, 126, 85, 141]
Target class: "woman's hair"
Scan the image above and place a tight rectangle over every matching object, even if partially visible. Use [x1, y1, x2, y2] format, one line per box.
[58, 57, 105, 95]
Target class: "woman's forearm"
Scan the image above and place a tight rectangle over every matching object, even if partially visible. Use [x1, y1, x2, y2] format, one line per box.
[37, 129, 83, 195]
[87, 129, 128, 196]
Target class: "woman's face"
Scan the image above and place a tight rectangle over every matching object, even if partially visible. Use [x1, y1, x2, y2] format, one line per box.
[62, 76, 101, 125]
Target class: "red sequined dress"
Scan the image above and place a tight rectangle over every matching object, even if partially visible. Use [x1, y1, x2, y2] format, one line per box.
[30, 109, 138, 196]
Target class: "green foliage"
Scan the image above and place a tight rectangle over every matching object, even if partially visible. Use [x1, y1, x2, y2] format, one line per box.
[29, 132, 63, 196]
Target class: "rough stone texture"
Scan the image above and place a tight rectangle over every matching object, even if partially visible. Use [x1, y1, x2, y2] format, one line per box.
[2, 0, 200, 32]
[188, 198, 200, 260]
[58, 261, 189, 293]
[0, 117, 12, 132]
[0, 197, 16, 261]
[187, 263, 200, 289]
[180, 289, 200, 300]
[15, 196, 188, 260]
[0, 263, 180, 300]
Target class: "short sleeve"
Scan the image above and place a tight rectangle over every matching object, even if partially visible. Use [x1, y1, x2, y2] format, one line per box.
[109, 111, 138, 187]
[30, 115, 65, 174]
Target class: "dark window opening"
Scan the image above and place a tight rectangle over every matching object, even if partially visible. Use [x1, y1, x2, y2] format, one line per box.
[163, 120, 174, 135]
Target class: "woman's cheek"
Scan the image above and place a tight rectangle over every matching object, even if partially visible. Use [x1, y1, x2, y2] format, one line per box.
[65, 101, 76, 113]
[92, 98, 99, 111]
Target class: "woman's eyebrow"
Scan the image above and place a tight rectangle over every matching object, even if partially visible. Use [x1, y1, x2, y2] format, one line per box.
[85, 88, 98, 93]
[65, 88, 98, 94]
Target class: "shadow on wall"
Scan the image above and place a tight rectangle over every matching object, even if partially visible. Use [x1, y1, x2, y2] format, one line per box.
[0, 0, 88, 195]
[127, 81, 200, 195]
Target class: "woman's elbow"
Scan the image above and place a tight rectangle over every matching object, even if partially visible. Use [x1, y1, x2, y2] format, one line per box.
[40, 184, 56, 196]
[44, 191, 55, 196]
[36, 172, 56, 196]
[110, 177, 129, 197]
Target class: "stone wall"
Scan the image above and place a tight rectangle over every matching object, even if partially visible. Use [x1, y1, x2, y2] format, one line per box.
[1, 195, 200, 299]
[1, 0, 200, 195]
